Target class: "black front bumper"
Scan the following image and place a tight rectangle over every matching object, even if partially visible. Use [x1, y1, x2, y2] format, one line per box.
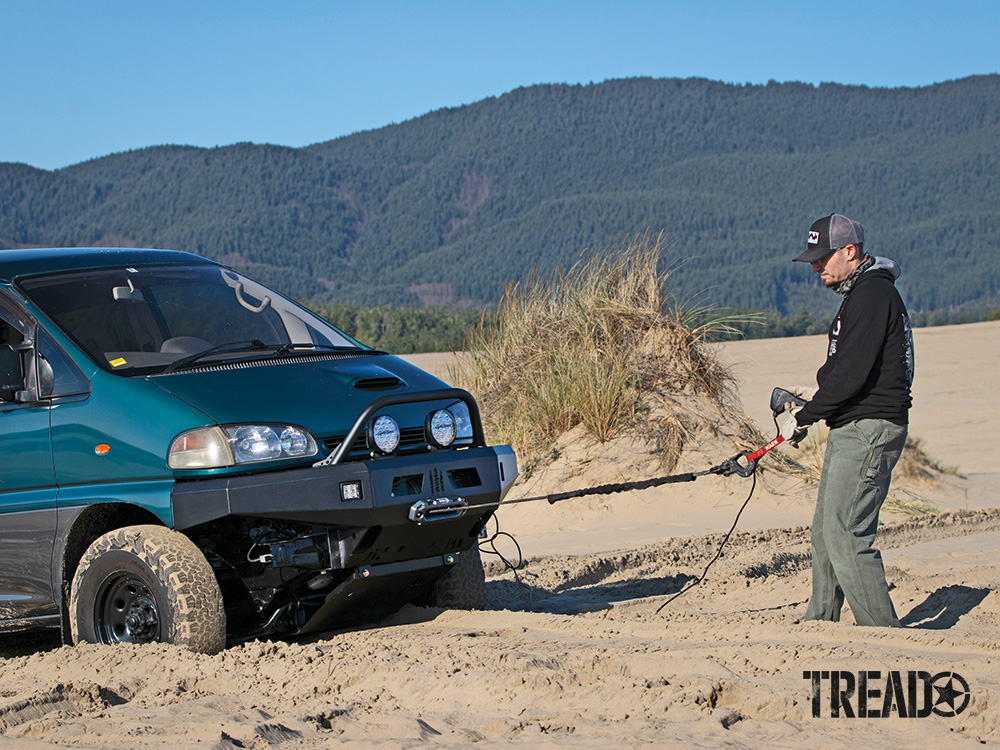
[171, 445, 516, 636]
[170, 445, 517, 567]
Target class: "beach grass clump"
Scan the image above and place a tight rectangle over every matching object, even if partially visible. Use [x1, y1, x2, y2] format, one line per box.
[894, 436, 960, 480]
[460, 232, 741, 466]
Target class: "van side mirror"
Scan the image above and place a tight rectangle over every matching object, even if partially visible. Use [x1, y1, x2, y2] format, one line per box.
[0, 345, 24, 401]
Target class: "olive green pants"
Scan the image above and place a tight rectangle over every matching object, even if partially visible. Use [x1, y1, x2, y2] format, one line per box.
[805, 419, 907, 627]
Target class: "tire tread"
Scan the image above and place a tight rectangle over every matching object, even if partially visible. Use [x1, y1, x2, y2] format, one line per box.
[69, 525, 225, 654]
[429, 545, 486, 609]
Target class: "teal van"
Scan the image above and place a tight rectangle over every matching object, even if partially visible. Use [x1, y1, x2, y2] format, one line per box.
[0, 248, 516, 653]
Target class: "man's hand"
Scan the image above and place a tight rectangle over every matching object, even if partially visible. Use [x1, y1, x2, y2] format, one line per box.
[780, 404, 808, 448]
[789, 385, 818, 401]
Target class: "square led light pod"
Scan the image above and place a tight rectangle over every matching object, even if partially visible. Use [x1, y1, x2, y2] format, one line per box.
[340, 481, 363, 502]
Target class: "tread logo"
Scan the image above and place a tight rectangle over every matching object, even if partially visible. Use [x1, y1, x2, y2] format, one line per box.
[804, 670, 970, 718]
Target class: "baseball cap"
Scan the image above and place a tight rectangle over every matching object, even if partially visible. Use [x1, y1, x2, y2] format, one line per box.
[794, 213, 865, 262]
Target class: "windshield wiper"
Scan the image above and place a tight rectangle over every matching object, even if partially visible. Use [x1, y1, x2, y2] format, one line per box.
[162, 339, 270, 374]
[271, 343, 363, 357]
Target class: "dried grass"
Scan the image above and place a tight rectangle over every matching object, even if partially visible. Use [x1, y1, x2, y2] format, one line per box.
[459, 231, 751, 470]
[895, 437, 960, 481]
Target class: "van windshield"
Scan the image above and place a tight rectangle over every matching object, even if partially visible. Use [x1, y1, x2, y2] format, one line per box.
[18, 264, 366, 375]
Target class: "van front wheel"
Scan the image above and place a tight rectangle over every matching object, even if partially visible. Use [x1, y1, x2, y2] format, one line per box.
[69, 525, 226, 654]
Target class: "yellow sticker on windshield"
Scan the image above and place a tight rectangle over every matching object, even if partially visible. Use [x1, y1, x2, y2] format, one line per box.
[109, 357, 127, 368]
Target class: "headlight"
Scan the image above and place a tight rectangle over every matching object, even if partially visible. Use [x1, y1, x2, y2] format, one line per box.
[168, 424, 317, 469]
[368, 415, 400, 454]
[280, 426, 311, 455]
[426, 408, 457, 447]
[230, 425, 281, 462]
[167, 426, 232, 469]
[449, 401, 474, 442]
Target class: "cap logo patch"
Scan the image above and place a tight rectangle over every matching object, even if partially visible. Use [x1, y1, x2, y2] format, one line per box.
[808, 231, 820, 244]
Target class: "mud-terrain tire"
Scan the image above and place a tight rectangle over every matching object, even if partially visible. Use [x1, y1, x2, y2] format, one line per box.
[428, 545, 486, 609]
[69, 525, 226, 654]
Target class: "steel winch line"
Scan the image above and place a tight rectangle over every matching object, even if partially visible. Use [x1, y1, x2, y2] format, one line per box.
[407, 451, 756, 526]
[483, 442, 772, 512]
[410, 388, 804, 519]
[488, 386, 805, 509]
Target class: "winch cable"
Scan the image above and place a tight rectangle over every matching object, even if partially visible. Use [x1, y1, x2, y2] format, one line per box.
[491, 440, 770, 509]
[653, 468, 756, 614]
[477, 388, 804, 613]
[477, 516, 537, 610]
[489, 387, 803, 509]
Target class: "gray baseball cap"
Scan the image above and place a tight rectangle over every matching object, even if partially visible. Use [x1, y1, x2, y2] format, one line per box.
[794, 213, 865, 262]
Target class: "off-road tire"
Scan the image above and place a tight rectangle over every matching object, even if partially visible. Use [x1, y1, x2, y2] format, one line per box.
[69, 525, 226, 654]
[428, 545, 486, 609]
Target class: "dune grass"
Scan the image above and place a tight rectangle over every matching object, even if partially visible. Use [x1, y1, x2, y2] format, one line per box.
[459, 232, 746, 469]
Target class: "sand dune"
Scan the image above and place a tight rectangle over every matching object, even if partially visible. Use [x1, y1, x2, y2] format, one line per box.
[1, 322, 997, 748]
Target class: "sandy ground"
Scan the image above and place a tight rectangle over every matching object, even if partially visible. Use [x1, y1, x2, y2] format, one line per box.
[1, 322, 998, 748]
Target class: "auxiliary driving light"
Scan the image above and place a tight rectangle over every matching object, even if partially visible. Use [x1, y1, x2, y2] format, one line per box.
[368, 415, 400, 454]
[426, 408, 457, 447]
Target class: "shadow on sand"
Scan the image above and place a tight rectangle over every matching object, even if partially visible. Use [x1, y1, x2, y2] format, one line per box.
[0, 629, 62, 658]
[486, 573, 699, 615]
[901, 585, 992, 629]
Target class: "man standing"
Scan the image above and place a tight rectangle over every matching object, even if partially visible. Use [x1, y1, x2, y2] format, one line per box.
[782, 213, 914, 627]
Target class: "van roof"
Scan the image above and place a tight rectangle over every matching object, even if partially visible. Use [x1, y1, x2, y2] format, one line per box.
[0, 247, 217, 283]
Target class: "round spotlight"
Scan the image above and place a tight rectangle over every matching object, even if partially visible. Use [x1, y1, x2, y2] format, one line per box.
[426, 409, 457, 447]
[368, 415, 400, 454]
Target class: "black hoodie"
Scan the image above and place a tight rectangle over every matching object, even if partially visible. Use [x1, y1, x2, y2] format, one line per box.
[796, 257, 914, 429]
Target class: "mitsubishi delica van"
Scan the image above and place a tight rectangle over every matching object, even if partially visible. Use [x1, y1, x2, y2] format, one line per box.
[0, 248, 517, 653]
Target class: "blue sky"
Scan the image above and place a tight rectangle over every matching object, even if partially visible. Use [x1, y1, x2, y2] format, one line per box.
[3, 0, 998, 171]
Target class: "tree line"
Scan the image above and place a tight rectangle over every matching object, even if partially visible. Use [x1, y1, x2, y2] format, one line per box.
[309, 301, 1000, 354]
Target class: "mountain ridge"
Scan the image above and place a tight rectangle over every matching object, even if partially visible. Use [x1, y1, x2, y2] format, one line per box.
[2, 75, 998, 316]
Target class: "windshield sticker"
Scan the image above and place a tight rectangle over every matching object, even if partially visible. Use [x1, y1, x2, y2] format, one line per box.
[109, 357, 127, 368]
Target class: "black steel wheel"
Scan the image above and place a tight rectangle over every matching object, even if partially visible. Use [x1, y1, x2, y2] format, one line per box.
[94, 571, 162, 644]
[70, 525, 226, 654]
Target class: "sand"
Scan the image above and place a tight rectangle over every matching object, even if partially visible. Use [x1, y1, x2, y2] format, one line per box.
[1, 321, 998, 748]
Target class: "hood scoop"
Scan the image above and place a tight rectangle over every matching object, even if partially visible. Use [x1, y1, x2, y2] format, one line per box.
[353, 376, 404, 391]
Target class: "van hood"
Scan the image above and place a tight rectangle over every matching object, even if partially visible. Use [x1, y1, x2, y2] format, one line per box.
[146, 353, 451, 439]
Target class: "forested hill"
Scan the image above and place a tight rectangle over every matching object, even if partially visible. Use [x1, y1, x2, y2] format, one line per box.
[2, 75, 998, 316]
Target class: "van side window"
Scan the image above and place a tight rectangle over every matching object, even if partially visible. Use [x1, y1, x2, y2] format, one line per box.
[0, 313, 27, 403]
[36, 329, 90, 399]
[0, 293, 89, 401]
[0, 317, 23, 347]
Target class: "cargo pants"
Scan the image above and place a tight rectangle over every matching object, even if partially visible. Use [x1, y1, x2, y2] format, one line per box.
[805, 418, 907, 627]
